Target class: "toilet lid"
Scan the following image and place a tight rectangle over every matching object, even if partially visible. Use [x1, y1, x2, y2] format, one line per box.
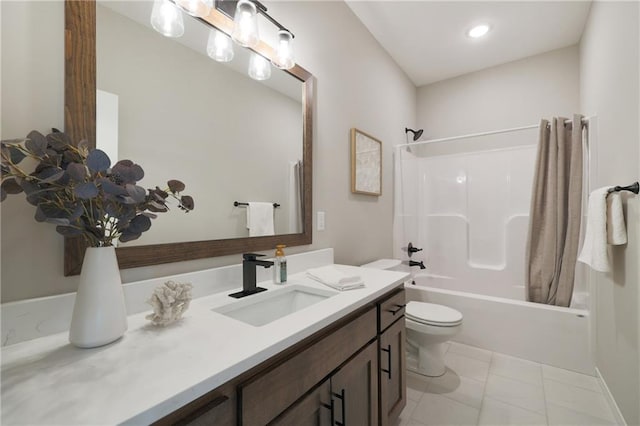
[406, 301, 463, 326]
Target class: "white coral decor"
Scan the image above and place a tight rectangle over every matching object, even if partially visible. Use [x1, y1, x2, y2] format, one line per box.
[146, 280, 193, 326]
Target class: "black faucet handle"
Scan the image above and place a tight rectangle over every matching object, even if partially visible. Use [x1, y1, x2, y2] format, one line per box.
[407, 242, 423, 256]
[243, 253, 266, 261]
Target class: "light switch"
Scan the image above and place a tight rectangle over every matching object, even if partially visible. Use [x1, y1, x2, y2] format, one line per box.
[317, 211, 325, 231]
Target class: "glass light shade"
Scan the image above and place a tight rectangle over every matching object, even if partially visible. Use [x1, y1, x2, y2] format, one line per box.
[174, 0, 213, 17]
[248, 53, 271, 81]
[272, 30, 295, 70]
[150, 0, 184, 38]
[206, 29, 234, 62]
[231, 0, 259, 48]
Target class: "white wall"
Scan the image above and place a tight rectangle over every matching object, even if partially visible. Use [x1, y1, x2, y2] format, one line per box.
[1, 1, 68, 302]
[0, 1, 416, 302]
[417, 45, 580, 141]
[267, 1, 416, 269]
[580, 2, 640, 423]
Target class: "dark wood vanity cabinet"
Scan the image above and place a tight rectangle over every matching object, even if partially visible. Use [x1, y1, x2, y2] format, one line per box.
[155, 286, 406, 426]
[330, 341, 379, 425]
[379, 313, 407, 426]
[271, 379, 332, 426]
[273, 342, 378, 426]
[160, 380, 236, 426]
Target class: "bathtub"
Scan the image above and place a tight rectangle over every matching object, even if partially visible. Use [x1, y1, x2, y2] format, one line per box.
[406, 275, 595, 375]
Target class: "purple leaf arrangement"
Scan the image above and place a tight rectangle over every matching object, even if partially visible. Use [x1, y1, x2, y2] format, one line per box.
[1, 129, 194, 247]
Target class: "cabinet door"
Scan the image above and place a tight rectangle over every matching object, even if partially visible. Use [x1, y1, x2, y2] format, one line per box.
[379, 317, 407, 426]
[271, 380, 332, 426]
[240, 308, 377, 426]
[330, 342, 378, 426]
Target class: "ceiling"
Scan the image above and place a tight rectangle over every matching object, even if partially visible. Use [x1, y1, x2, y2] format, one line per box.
[346, 1, 592, 87]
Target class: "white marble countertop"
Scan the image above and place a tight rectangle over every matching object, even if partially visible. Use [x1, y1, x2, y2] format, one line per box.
[1, 265, 408, 425]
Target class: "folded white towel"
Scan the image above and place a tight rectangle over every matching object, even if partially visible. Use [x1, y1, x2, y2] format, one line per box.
[247, 202, 275, 237]
[606, 192, 627, 245]
[578, 187, 609, 272]
[306, 266, 364, 291]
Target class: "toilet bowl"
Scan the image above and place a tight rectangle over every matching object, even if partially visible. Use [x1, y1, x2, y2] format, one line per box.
[405, 301, 462, 376]
[361, 258, 464, 377]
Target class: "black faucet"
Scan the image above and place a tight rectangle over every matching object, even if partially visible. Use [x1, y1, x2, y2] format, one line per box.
[408, 260, 426, 270]
[229, 253, 275, 298]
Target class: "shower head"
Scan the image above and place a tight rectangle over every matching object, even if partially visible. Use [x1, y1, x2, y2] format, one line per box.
[405, 127, 423, 141]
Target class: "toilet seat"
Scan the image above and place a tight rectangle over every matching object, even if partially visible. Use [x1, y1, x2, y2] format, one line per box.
[406, 301, 463, 327]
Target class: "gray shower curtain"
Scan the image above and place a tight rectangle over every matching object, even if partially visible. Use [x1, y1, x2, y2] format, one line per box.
[525, 115, 583, 307]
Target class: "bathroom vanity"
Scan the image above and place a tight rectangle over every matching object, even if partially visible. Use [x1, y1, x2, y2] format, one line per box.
[159, 284, 407, 426]
[1, 262, 408, 425]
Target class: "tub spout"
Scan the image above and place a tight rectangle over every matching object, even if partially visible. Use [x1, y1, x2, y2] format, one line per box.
[408, 260, 426, 270]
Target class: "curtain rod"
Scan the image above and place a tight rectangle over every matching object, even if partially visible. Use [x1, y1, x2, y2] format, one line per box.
[396, 117, 591, 150]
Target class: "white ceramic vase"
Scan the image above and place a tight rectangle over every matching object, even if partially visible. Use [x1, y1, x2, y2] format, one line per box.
[69, 246, 128, 348]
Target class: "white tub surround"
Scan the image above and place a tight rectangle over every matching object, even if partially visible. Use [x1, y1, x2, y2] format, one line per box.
[1, 262, 408, 425]
[394, 138, 590, 307]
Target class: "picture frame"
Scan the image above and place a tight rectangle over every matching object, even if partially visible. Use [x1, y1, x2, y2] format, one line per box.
[351, 128, 382, 196]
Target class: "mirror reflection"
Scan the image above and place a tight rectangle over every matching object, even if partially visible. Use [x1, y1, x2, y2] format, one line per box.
[96, 1, 304, 247]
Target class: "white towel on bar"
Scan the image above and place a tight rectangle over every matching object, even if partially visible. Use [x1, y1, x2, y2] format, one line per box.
[247, 202, 275, 237]
[578, 187, 627, 272]
[306, 266, 364, 291]
[606, 192, 627, 245]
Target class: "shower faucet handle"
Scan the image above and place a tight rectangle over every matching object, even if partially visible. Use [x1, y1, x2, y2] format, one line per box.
[407, 242, 423, 256]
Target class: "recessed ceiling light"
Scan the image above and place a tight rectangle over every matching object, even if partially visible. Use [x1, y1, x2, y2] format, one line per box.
[467, 24, 490, 39]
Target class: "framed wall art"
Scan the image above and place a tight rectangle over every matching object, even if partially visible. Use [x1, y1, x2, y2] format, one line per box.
[351, 128, 382, 196]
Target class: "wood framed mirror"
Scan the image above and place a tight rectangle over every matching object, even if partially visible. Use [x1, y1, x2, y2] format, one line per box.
[64, 1, 313, 275]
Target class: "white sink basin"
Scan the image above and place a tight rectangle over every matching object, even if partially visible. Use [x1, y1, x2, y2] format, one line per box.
[213, 285, 337, 327]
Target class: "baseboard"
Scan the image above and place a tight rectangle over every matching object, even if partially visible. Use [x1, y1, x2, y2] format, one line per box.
[596, 367, 628, 426]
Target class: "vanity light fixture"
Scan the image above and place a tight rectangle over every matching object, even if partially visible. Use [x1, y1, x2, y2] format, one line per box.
[150, 0, 185, 38]
[230, 0, 296, 70]
[151, 0, 297, 79]
[174, 0, 213, 17]
[467, 24, 490, 38]
[272, 29, 294, 70]
[231, 0, 260, 48]
[248, 52, 272, 80]
[207, 28, 235, 62]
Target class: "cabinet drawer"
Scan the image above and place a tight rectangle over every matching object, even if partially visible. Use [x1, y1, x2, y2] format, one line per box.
[378, 288, 406, 333]
[154, 382, 235, 426]
[239, 307, 377, 426]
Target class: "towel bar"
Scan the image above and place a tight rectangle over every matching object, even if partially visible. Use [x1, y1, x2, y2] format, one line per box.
[607, 182, 639, 194]
[234, 201, 281, 208]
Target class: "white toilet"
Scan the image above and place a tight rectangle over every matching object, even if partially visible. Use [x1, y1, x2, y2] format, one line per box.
[362, 259, 464, 377]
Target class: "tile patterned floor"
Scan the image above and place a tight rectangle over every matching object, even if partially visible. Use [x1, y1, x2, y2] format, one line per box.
[396, 342, 618, 426]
